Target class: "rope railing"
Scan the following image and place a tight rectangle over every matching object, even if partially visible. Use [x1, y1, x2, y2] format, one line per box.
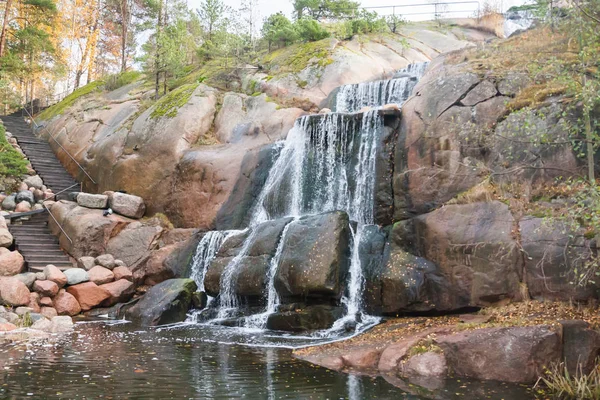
[21, 106, 97, 185]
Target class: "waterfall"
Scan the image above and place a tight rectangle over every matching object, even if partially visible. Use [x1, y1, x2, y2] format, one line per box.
[186, 60, 428, 338]
[335, 62, 429, 113]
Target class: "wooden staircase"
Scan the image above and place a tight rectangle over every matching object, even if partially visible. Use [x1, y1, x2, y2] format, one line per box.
[2, 112, 77, 271]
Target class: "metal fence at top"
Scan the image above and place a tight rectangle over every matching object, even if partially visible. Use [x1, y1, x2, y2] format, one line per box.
[359, 1, 482, 21]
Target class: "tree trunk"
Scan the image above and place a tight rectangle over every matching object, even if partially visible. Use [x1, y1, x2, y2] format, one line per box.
[120, 0, 129, 72]
[0, 0, 13, 59]
[584, 75, 595, 184]
[154, 0, 163, 100]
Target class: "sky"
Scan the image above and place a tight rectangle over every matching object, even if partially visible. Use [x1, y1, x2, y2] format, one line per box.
[186, 0, 532, 22]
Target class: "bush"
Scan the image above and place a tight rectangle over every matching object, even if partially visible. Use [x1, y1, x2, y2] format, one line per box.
[0, 123, 28, 179]
[295, 18, 331, 42]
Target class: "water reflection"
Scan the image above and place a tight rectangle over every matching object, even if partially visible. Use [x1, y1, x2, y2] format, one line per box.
[0, 322, 535, 399]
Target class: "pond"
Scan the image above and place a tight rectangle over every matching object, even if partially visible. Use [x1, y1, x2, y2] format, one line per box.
[0, 321, 535, 399]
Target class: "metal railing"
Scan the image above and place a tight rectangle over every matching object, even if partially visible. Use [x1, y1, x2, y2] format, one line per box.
[21, 106, 97, 186]
[43, 201, 73, 244]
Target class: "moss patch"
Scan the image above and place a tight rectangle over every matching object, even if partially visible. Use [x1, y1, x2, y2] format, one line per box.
[150, 83, 199, 120]
[262, 38, 335, 75]
[0, 123, 28, 179]
[37, 80, 105, 121]
[105, 71, 144, 92]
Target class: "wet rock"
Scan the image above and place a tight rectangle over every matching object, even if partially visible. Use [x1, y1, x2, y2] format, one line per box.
[44, 265, 67, 288]
[0, 277, 31, 306]
[64, 268, 89, 285]
[77, 193, 108, 209]
[266, 305, 344, 332]
[113, 266, 133, 281]
[77, 256, 96, 270]
[275, 212, 351, 300]
[33, 280, 59, 297]
[341, 348, 382, 369]
[100, 279, 134, 306]
[51, 316, 74, 333]
[95, 254, 116, 269]
[88, 266, 114, 285]
[437, 325, 561, 383]
[0, 248, 24, 276]
[124, 278, 197, 326]
[66, 282, 111, 311]
[109, 192, 146, 219]
[191, 292, 207, 310]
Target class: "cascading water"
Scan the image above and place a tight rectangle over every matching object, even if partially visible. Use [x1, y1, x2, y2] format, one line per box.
[335, 62, 429, 113]
[186, 61, 429, 340]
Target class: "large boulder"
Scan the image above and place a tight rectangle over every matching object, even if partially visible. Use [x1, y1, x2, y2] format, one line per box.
[0, 277, 30, 306]
[204, 218, 292, 298]
[266, 305, 344, 332]
[412, 201, 522, 308]
[66, 282, 111, 311]
[87, 266, 115, 285]
[0, 228, 13, 248]
[437, 325, 561, 383]
[106, 221, 163, 267]
[15, 190, 34, 205]
[124, 278, 197, 326]
[100, 279, 135, 306]
[53, 289, 81, 316]
[520, 217, 599, 301]
[44, 265, 68, 288]
[77, 193, 108, 209]
[274, 211, 351, 300]
[559, 320, 600, 375]
[0, 248, 24, 276]
[109, 192, 146, 219]
[33, 280, 59, 297]
[1, 195, 16, 211]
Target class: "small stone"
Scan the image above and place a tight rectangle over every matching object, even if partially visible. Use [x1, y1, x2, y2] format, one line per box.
[14, 272, 37, 289]
[0, 248, 24, 276]
[28, 292, 41, 313]
[14, 201, 31, 213]
[0, 322, 17, 332]
[319, 108, 331, 114]
[44, 265, 67, 288]
[114, 259, 126, 267]
[77, 256, 96, 271]
[95, 254, 116, 269]
[15, 306, 34, 316]
[64, 268, 89, 285]
[0, 277, 31, 306]
[40, 307, 58, 319]
[112, 266, 133, 281]
[40, 297, 53, 307]
[23, 175, 44, 190]
[50, 316, 74, 333]
[33, 280, 59, 297]
[1, 195, 16, 211]
[77, 193, 108, 209]
[35, 272, 46, 280]
[0, 228, 13, 247]
[32, 189, 44, 202]
[88, 266, 114, 285]
[2, 312, 19, 324]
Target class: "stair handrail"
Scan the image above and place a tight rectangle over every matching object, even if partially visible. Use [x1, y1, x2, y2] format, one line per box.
[42, 200, 73, 244]
[21, 107, 97, 185]
[52, 182, 82, 200]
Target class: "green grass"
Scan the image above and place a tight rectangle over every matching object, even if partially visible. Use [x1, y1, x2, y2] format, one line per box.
[262, 38, 334, 75]
[37, 80, 104, 121]
[104, 71, 144, 92]
[0, 123, 28, 179]
[150, 83, 199, 119]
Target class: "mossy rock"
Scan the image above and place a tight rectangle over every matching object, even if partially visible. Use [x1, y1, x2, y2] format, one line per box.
[37, 80, 105, 121]
[150, 83, 199, 119]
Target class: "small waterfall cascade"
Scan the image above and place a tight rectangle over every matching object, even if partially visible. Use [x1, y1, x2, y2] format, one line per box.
[187, 62, 429, 339]
[335, 62, 429, 113]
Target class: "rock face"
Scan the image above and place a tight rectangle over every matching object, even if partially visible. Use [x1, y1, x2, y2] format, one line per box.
[275, 212, 351, 301]
[125, 278, 197, 326]
[106, 222, 163, 267]
[437, 326, 561, 383]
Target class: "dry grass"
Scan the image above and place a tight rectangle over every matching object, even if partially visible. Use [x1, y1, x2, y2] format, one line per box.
[536, 362, 600, 399]
[446, 178, 497, 205]
[508, 81, 569, 111]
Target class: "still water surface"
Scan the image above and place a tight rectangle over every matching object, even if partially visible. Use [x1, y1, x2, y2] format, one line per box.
[0, 321, 535, 399]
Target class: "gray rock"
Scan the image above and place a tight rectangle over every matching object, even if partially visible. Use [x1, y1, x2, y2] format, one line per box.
[95, 254, 116, 269]
[1, 194, 16, 211]
[13, 272, 37, 289]
[109, 192, 146, 219]
[50, 316, 74, 333]
[460, 80, 497, 106]
[498, 72, 531, 96]
[401, 352, 448, 377]
[31, 317, 52, 332]
[29, 313, 45, 323]
[114, 259, 126, 267]
[23, 175, 44, 190]
[124, 279, 197, 326]
[64, 268, 89, 285]
[77, 193, 108, 209]
[3, 312, 19, 323]
[266, 305, 344, 332]
[15, 190, 35, 205]
[35, 272, 46, 280]
[77, 256, 96, 271]
[15, 306, 35, 316]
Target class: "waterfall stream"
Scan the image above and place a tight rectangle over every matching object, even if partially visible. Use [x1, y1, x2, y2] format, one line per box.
[187, 62, 430, 339]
